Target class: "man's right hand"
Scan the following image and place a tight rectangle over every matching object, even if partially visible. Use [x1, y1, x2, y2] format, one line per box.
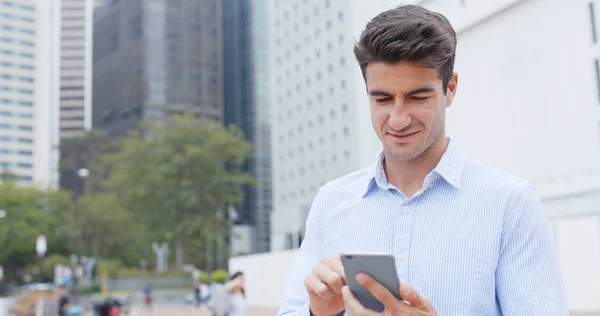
[304, 256, 347, 316]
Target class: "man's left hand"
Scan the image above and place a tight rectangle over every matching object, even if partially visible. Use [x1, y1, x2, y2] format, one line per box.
[341, 273, 438, 316]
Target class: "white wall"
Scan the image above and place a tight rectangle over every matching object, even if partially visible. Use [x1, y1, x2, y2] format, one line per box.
[229, 250, 298, 308]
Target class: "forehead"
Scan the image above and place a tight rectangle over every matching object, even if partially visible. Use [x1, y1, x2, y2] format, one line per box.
[365, 61, 441, 93]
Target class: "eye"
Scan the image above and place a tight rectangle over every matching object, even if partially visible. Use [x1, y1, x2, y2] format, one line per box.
[411, 96, 428, 101]
[374, 97, 392, 104]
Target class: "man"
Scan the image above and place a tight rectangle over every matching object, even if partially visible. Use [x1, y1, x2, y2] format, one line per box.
[57, 285, 70, 316]
[277, 4, 567, 316]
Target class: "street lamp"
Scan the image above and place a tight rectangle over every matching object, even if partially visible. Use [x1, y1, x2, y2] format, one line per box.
[0, 210, 6, 219]
[72, 168, 89, 301]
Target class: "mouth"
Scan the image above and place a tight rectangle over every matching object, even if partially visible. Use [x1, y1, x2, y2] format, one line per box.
[387, 130, 419, 143]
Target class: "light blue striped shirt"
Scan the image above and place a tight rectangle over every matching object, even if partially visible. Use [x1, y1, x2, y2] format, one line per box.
[278, 138, 567, 315]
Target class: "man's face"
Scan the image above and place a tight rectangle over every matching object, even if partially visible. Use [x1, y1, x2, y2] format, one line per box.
[366, 60, 458, 162]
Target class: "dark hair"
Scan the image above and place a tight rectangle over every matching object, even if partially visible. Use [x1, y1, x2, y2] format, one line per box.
[230, 271, 245, 297]
[354, 5, 457, 92]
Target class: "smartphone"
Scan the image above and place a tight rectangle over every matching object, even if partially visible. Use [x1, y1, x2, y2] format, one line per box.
[340, 252, 402, 312]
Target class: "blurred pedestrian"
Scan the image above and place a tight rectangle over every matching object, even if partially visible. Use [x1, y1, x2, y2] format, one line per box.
[194, 281, 202, 307]
[57, 285, 70, 316]
[143, 284, 152, 311]
[225, 272, 246, 316]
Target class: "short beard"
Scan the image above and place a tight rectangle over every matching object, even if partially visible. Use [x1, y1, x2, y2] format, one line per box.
[385, 112, 445, 163]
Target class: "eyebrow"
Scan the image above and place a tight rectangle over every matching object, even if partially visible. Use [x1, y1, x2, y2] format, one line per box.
[368, 86, 436, 97]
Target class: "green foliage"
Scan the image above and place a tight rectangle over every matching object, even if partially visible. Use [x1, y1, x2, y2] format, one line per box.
[116, 268, 189, 279]
[103, 114, 254, 267]
[42, 254, 70, 278]
[199, 271, 211, 284]
[0, 182, 73, 282]
[97, 259, 122, 277]
[210, 269, 229, 284]
[77, 284, 101, 295]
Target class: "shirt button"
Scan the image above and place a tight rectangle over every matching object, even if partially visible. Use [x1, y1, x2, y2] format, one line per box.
[403, 205, 410, 213]
[398, 253, 406, 260]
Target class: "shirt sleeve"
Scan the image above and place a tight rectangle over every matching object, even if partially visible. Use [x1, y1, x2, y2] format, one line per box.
[277, 189, 327, 316]
[496, 185, 568, 315]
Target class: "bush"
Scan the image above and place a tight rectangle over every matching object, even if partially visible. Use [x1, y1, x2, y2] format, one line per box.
[210, 270, 229, 284]
[42, 254, 70, 279]
[199, 271, 210, 284]
[97, 259, 121, 278]
[116, 268, 189, 279]
[77, 283, 101, 295]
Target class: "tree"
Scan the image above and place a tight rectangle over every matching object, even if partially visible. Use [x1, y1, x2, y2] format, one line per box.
[104, 114, 254, 268]
[0, 182, 73, 283]
[76, 193, 143, 265]
[59, 130, 117, 195]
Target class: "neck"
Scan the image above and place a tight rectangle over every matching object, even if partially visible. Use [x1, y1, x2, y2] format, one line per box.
[384, 134, 448, 197]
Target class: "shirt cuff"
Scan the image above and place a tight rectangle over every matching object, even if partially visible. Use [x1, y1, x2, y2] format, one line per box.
[303, 302, 345, 316]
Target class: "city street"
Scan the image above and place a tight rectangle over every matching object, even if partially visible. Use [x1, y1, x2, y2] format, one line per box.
[127, 304, 278, 316]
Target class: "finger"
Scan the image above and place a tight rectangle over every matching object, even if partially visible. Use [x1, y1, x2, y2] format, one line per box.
[400, 283, 432, 310]
[341, 285, 376, 316]
[324, 256, 347, 281]
[304, 273, 333, 301]
[313, 264, 345, 294]
[356, 273, 400, 310]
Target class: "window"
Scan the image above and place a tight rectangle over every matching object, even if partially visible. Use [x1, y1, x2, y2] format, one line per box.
[0, 111, 12, 117]
[19, 77, 33, 83]
[332, 154, 337, 163]
[1, 62, 13, 67]
[63, 16, 84, 21]
[318, 115, 324, 123]
[342, 103, 348, 112]
[0, 123, 11, 129]
[1, 25, 14, 31]
[18, 150, 33, 156]
[20, 53, 33, 59]
[0, 87, 11, 92]
[19, 101, 33, 107]
[0, 49, 13, 55]
[330, 109, 336, 119]
[0, 37, 13, 43]
[18, 175, 32, 182]
[2, 1, 15, 7]
[0, 99, 12, 104]
[17, 137, 32, 143]
[17, 163, 32, 168]
[331, 132, 337, 141]
[329, 86, 335, 96]
[20, 17, 34, 23]
[62, 76, 84, 81]
[338, 12, 344, 20]
[341, 80, 347, 90]
[20, 65, 34, 70]
[345, 151, 351, 159]
[18, 125, 33, 131]
[343, 126, 349, 137]
[340, 57, 346, 67]
[339, 34, 344, 43]
[21, 5, 35, 11]
[0, 136, 11, 142]
[19, 89, 33, 95]
[61, 86, 83, 91]
[0, 149, 11, 154]
[63, 56, 84, 60]
[19, 113, 32, 119]
[0, 74, 11, 79]
[19, 28, 34, 35]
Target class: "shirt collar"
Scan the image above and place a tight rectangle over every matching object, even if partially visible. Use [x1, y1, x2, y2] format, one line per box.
[362, 137, 466, 197]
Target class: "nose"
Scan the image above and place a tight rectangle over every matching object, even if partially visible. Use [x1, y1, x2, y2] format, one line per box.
[388, 102, 411, 131]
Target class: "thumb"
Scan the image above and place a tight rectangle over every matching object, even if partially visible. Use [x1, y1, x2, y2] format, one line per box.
[400, 283, 429, 309]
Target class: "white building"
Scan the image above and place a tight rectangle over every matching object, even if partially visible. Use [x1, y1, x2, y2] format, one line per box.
[0, 0, 61, 188]
[59, 0, 94, 138]
[265, 0, 600, 312]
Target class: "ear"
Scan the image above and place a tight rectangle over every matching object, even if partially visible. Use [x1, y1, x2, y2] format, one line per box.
[445, 72, 459, 107]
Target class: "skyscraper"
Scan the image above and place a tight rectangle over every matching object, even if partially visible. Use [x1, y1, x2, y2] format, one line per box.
[222, 0, 272, 253]
[92, 0, 223, 137]
[59, 0, 94, 138]
[0, 0, 61, 187]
